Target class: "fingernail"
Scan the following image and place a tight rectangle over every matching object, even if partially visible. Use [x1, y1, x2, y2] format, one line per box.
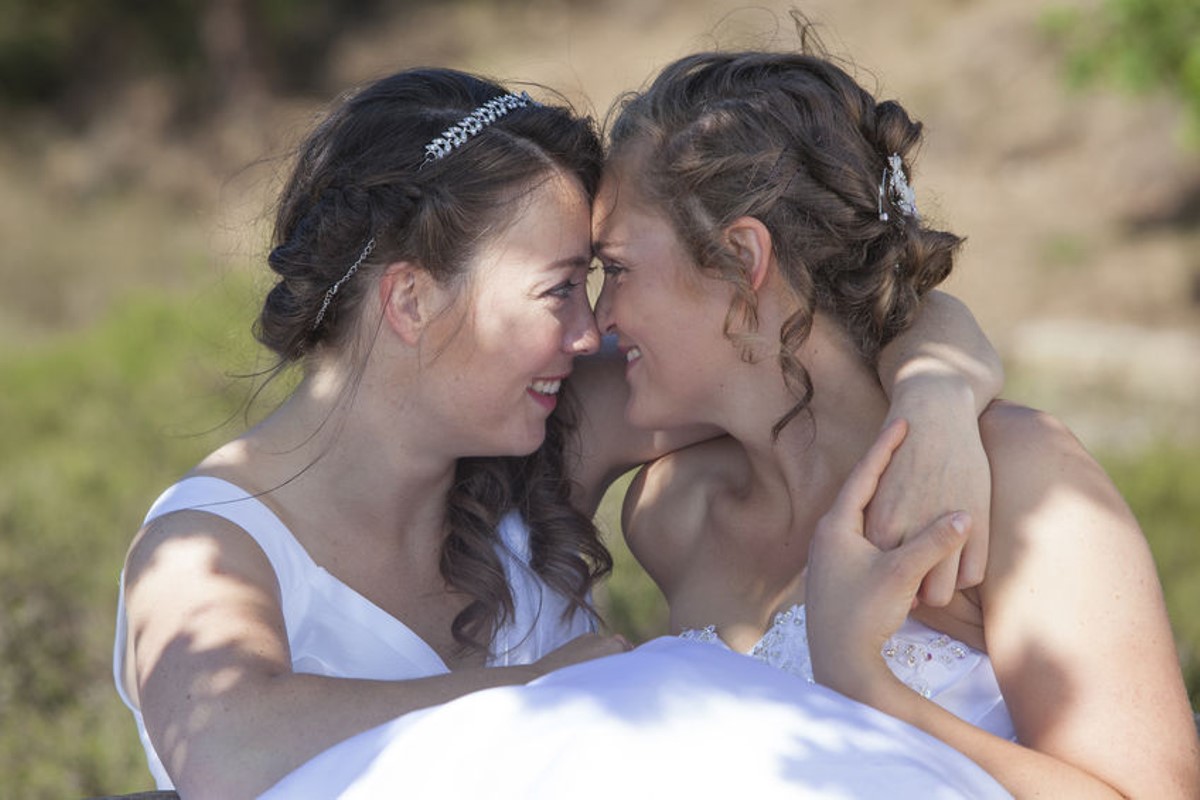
[951, 513, 970, 534]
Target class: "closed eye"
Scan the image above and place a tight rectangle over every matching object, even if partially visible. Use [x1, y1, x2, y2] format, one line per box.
[545, 279, 584, 300]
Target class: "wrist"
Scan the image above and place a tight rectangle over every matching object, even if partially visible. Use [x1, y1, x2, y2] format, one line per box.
[888, 369, 980, 420]
[503, 664, 542, 685]
[823, 664, 909, 711]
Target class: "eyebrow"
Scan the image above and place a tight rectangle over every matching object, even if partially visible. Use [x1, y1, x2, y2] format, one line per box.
[591, 240, 622, 258]
[548, 255, 593, 271]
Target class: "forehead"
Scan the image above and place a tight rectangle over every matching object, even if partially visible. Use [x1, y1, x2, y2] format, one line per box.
[470, 171, 592, 279]
[593, 153, 686, 255]
[593, 155, 655, 237]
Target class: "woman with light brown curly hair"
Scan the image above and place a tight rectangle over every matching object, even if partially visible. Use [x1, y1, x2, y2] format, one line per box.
[594, 39, 1199, 797]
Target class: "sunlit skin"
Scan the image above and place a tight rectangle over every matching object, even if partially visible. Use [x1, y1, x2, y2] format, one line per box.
[591, 167, 737, 432]
[591, 152, 901, 644]
[409, 171, 601, 457]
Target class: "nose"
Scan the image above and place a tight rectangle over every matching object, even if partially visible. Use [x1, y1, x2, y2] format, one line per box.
[593, 279, 615, 336]
[565, 299, 601, 356]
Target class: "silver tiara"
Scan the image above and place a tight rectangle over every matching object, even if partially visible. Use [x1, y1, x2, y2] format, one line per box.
[878, 153, 918, 222]
[423, 91, 538, 163]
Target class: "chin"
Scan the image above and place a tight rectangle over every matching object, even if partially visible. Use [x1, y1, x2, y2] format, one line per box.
[625, 398, 673, 432]
[511, 425, 549, 457]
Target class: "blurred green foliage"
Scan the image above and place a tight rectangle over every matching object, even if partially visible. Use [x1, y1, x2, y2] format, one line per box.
[0, 277, 272, 796]
[1, 278, 1196, 795]
[1043, 0, 1200, 142]
[593, 471, 670, 643]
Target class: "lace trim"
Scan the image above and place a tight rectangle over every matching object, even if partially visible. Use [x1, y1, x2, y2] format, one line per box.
[679, 604, 977, 698]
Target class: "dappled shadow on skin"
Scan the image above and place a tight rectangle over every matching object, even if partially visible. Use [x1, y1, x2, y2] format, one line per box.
[121, 518, 303, 798]
[261, 638, 1010, 799]
[258, 405, 1197, 798]
[129, 623, 289, 797]
[972, 402, 1200, 793]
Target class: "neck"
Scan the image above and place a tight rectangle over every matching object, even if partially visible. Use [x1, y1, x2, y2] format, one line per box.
[713, 310, 892, 537]
[233, 352, 460, 551]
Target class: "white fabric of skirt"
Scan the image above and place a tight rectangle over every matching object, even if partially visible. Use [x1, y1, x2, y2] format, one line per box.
[260, 636, 1010, 799]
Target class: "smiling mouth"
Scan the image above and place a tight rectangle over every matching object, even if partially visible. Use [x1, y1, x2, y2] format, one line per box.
[625, 346, 642, 364]
[528, 378, 563, 396]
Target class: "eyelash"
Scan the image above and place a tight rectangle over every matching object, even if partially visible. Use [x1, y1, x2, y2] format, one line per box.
[600, 262, 626, 278]
[546, 279, 584, 300]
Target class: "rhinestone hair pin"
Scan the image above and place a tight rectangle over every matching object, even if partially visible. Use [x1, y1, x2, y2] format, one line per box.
[423, 91, 538, 163]
[878, 153, 918, 222]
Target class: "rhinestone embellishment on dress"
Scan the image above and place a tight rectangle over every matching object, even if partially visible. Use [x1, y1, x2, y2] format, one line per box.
[679, 604, 977, 698]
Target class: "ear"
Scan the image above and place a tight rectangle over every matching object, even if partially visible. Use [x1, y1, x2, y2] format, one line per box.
[725, 216, 774, 292]
[377, 261, 441, 345]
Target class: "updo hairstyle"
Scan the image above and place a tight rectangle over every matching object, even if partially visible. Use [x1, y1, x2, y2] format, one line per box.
[608, 45, 962, 437]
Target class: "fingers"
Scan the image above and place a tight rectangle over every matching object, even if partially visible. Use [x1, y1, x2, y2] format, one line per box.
[829, 419, 909, 522]
[955, 518, 988, 588]
[888, 511, 970, 596]
[917, 554, 962, 607]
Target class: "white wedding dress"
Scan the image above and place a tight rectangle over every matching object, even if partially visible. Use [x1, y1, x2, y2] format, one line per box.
[680, 602, 1015, 740]
[113, 477, 594, 790]
[261, 635, 1010, 799]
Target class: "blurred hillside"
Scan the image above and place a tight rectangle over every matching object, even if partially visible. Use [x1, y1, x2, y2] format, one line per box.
[1, 0, 1197, 796]
[4, 0, 1197, 443]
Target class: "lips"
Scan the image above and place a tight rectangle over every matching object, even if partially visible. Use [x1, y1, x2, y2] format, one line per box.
[526, 376, 565, 412]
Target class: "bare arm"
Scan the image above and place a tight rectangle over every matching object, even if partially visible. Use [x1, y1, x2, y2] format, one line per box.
[123, 514, 626, 799]
[870, 290, 1003, 604]
[974, 405, 1199, 796]
[807, 410, 1200, 798]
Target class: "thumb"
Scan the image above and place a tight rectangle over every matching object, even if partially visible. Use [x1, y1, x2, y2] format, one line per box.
[886, 512, 971, 591]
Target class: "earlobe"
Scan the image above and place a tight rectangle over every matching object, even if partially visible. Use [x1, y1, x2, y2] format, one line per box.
[378, 261, 427, 345]
[726, 217, 774, 292]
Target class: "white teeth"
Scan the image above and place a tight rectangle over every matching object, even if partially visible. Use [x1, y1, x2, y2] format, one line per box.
[529, 379, 562, 395]
[625, 346, 642, 364]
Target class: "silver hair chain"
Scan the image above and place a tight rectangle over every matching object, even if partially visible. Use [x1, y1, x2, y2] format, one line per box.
[312, 237, 376, 330]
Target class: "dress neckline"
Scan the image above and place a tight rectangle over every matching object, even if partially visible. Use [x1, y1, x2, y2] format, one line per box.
[164, 476, 453, 673]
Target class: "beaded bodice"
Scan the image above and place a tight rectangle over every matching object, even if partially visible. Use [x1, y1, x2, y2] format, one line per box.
[679, 603, 977, 699]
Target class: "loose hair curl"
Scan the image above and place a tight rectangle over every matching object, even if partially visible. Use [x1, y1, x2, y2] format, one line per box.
[257, 68, 611, 655]
[609, 44, 962, 438]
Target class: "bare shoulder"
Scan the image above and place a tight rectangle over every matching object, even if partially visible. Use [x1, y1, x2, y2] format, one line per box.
[970, 416, 1197, 795]
[621, 436, 744, 595]
[125, 506, 280, 603]
[976, 399, 1145, 603]
[978, 400, 1127, 512]
[979, 399, 1080, 458]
